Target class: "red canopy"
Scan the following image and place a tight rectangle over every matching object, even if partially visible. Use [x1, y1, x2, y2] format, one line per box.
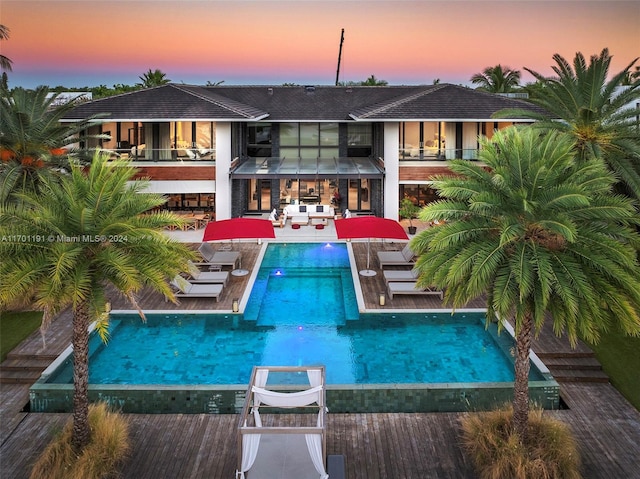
[335, 216, 408, 241]
[335, 217, 408, 276]
[202, 218, 276, 242]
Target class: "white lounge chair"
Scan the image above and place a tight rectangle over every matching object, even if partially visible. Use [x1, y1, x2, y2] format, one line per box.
[387, 281, 443, 300]
[382, 268, 419, 285]
[184, 261, 229, 285]
[377, 243, 416, 269]
[268, 208, 283, 228]
[170, 276, 224, 302]
[197, 243, 241, 269]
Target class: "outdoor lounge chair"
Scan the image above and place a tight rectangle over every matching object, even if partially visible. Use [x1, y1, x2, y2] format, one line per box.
[387, 281, 443, 300]
[170, 276, 223, 302]
[377, 243, 416, 269]
[197, 243, 241, 269]
[382, 268, 419, 285]
[184, 261, 229, 285]
[268, 208, 283, 228]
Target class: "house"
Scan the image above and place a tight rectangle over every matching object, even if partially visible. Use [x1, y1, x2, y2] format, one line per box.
[61, 83, 544, 220]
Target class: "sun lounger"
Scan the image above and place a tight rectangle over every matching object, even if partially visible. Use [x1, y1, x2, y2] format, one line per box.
[184, 261, 229, 285]
[377, 243, 416, 269]
[382, 268, 419, 285]
[197, 243, 240, 269]
[170, 276, 223, 302]
[387, 281, 443, 300]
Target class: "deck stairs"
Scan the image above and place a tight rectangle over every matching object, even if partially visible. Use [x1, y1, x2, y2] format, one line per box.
[0, 353, 57, 384]
[536, 351, 609, 383]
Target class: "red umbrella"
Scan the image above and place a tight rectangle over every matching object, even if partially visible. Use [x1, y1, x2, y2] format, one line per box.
[335, 216, 409, 276]
[202, 218, 276, 242]
[202, 218, 275, 276]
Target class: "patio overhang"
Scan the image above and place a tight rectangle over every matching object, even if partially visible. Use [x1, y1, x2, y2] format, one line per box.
[230, 156, 385, 180]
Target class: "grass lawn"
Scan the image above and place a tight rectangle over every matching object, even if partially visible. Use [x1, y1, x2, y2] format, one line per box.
[0, 311, 43, 362]
[585, 328, 640, 411]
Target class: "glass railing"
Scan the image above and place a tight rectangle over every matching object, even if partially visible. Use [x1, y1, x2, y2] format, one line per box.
[399, 148, 479, 160]
[99, 147, 215, 162]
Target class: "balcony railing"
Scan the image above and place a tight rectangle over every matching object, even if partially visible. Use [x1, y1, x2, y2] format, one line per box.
[98, 147, 215, 162]
[399, 148, 479, 160]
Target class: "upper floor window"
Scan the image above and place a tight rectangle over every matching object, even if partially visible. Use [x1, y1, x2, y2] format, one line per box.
[399, 122, 444, 160]
[280, 122, 339, 158]
[247, 123, 272, 157]
[347, 123, 372, 157]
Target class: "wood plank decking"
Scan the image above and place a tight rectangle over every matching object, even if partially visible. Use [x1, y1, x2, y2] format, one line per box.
[1, 240, 639, 478]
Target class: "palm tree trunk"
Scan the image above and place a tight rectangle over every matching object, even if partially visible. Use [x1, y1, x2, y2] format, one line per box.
[71, 298, 91, 451]
[512, 310, 533, 443]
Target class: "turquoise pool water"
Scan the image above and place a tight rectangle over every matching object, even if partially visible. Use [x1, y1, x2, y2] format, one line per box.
[47, 243, 543, 386]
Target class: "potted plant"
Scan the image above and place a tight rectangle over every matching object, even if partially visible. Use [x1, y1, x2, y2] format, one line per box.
[399, 197, 420, 234]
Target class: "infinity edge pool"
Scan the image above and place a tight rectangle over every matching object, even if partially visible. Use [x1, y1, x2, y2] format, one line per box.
[29, 309, 559, 414]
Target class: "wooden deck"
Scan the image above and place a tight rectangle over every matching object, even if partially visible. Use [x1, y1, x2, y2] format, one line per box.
[2, 240, 639, 478]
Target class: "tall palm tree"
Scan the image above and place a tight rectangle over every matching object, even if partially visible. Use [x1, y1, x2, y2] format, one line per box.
[497, 49, 640, 200]
[0, 85, 99, 204]
[411, 127, 640, 442]
[0, 153, 195, 451]
[138, 68, 171, 88]
[0, 24, 13, 72]
[470, 64, 521, 93]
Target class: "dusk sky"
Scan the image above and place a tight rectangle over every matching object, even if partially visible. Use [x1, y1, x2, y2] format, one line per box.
[2, 0, 639, 89]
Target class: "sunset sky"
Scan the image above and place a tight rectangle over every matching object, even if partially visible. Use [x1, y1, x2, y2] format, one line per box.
[2, 0, 638, 89]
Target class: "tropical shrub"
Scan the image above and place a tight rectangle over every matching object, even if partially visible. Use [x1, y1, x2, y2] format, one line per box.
[30, 402, 131, 479]
[459, 404, 581, 479]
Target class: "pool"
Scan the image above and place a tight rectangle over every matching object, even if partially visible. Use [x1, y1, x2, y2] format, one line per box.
[30, 243, 559, 414]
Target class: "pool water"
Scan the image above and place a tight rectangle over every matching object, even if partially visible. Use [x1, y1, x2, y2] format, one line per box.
[48, 243, 542, 386]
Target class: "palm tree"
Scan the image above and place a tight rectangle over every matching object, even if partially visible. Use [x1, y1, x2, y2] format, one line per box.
[0, 153, 195, 451]
[138, 68, 171, 88]
[0, 85, 99, 204]
[0, 24, 13, 72]
[411, 127, 640, 442]
[360, 75, 388, 86]
[497, 49, 640, 200]
[470, 64, 521, 93]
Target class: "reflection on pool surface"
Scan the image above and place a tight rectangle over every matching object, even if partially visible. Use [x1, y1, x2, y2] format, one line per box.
[48, 311, 541, 385]
[33, 243, 558, 413]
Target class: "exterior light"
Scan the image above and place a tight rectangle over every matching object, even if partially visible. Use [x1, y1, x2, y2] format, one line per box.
[379, 292, 386, 306]
[232, 298, 239, 313]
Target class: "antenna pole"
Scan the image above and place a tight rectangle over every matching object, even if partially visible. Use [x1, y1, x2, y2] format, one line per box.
[335, 28, 344, 86]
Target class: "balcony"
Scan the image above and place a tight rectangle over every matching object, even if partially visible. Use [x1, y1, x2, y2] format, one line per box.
[399, 148, 479, 161]
[99, 146, 215, 162]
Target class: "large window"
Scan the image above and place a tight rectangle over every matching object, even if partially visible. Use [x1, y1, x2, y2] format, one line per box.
[347, 123, 372, 157]
[247, 123, 272, 157]
[399, 122, 444, 159]
[279, 122, 339, 158]
[399, 184, 437, 207]
[171, 121, 215, 159]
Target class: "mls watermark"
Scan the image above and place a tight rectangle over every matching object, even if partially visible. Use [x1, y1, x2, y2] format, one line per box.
[1, 234, 129, 244]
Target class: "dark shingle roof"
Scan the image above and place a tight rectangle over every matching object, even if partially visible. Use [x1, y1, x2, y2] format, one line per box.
[204, 85, 429, 121]
[62, 83, 544, 122]
[61, 84, 268, 121]
[349, 84, 545, 120]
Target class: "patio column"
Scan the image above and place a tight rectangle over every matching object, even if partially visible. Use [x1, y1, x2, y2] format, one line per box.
[215, 122, 232, 220]
[383, 122, 400, 220]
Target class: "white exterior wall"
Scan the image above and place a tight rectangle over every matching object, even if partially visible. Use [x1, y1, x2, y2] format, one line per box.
[215, 122, 232, 220]
[383, 122, 400, 220]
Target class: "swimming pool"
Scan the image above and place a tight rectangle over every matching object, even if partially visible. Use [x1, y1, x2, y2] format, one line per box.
[31, 243, 559, 414]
